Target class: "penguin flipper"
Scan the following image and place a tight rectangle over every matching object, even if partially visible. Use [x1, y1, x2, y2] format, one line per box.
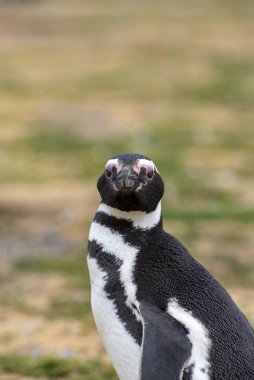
[138, 301, 191, 380]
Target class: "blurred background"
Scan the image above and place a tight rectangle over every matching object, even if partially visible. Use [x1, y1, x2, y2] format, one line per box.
[0, 0, 253, 379]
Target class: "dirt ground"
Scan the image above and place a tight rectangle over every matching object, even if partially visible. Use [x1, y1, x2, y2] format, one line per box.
[0, 1, 253, 379]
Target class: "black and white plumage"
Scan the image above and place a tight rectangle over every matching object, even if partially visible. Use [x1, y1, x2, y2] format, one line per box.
[87, 153, 254, 380]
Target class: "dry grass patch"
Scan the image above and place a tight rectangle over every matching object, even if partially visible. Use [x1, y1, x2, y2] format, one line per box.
[0, 269, 105, 361]
[0, 311, 104, 361]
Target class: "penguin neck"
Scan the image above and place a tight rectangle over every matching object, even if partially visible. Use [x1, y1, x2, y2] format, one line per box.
[97, 201, 163, 232]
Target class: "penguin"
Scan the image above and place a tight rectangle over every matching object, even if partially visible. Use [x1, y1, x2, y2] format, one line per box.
[87, 153, 254, 380]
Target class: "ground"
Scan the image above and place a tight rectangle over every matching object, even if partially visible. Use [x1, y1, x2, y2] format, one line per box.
[0, 0, 253, 379]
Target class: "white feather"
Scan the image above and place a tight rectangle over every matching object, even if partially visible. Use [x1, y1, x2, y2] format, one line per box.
[98, 202, 161, 230]
[167, 298, 211, 380]
[135, 158, 158, 172]
[105, 158, 121, 172]
[88, 257, 140, 380]
[89, 222, 138, 307]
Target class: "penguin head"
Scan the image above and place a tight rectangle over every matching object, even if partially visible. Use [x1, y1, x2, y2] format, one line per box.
[97, 153, 164, 212]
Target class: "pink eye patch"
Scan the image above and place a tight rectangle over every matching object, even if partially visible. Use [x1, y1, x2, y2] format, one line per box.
[105, 159, 122, 177]
[104, 158, 156, 179]
[134, 159, 156, 178]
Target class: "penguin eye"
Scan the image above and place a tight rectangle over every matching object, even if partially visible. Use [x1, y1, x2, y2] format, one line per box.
[105, 159, 121, 178]
[105, 168, 112, 177]
[143, 164, 154, 179]
[135, 159, 156, 180]
[146, 170, 154, 179]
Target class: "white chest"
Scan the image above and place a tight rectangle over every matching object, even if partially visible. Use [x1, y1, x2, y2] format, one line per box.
[88, 221, 141, 380]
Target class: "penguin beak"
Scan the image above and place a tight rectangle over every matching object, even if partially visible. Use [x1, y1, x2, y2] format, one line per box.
[115, 166, 140, 191]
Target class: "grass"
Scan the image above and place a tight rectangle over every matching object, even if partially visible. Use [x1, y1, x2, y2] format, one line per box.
[14, 251, 88, 287]
[0, 355, 117, 380]
[208, 255, 254, 287]
[0, 0, 254, 379]
[177, 57, 254, 106]
[164, 208, 254, 223]
[45, 297, 90, 319]
[22, 128, 90, 154]
[7, 251, 92, 320]
[4, 120, 254, 209]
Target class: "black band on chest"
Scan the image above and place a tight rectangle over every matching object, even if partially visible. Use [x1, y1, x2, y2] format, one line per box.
[88, 239, 143, 345]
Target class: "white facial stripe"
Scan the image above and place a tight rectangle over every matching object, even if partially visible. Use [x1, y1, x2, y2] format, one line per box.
[105, 158, 159, 175]
[87, 257, 141, 380]
[133, 158, 159, 174]
[137, 159, 155, 169]
[98, 202, 161, 230]
[89, 222, 138, 307]
[167, 299, 211, 380]
[105, 159, 122, 173]
[134, 159, 154, 174]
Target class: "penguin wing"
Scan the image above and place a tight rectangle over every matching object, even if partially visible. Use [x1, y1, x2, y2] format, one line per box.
[138, 301, 191, 380]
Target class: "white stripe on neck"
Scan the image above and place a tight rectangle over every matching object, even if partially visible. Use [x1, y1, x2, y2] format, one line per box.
[98, 202, 161, 230]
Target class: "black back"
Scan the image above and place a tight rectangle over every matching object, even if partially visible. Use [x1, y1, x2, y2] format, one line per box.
[90, 154, 254, 379]
[91, 210, 254, 379]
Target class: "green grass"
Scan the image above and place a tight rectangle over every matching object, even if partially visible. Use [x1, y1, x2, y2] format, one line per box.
[4, 120, 254, 206]
[164, 207, 254, 223]
[46, 297, 90, 319]
[177, 57, 254, 106]
[0, 291, 91, 321]
[0, 355, 117, 380]
[14, 251, 89, 289]
[0, 1, 253, 378]
[210, 255, 254, 287]
[11, 251, 92, 320]
[22, 128, 90, 154]
[0, 72, 29, 96]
